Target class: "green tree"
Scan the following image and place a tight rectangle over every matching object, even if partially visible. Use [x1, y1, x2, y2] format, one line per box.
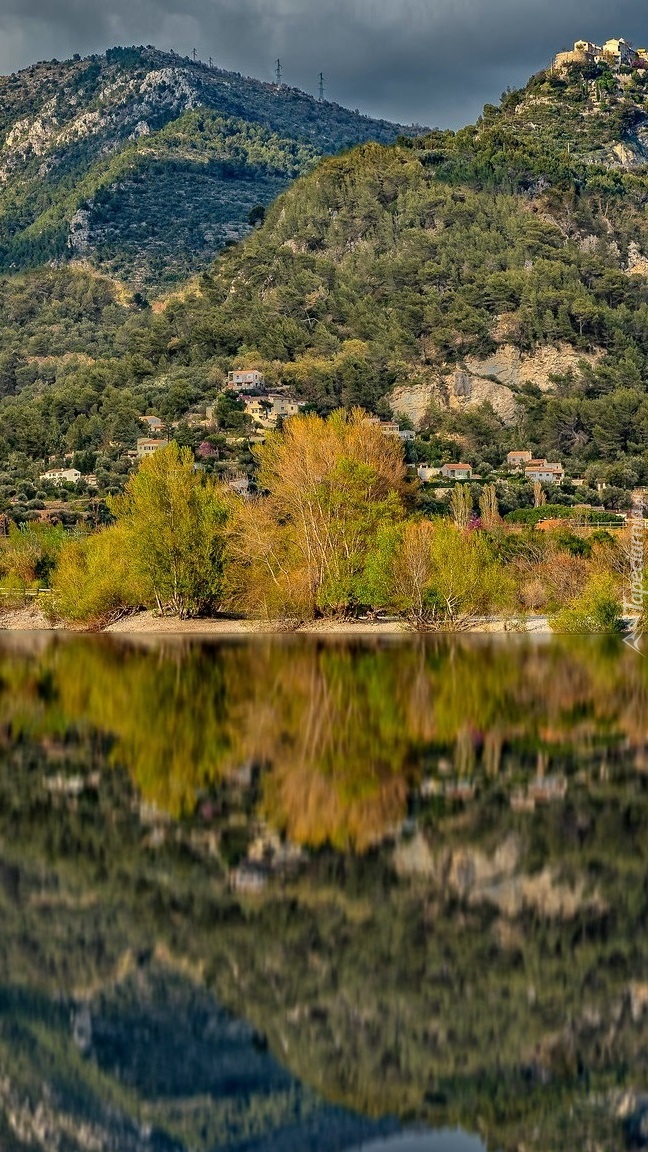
[366, 519, 512, 629]
[552, 572, 624, 633]
[110, 442, 229, 618]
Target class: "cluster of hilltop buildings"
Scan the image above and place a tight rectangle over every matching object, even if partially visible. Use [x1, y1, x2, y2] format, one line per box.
[555, 37, 648, 71]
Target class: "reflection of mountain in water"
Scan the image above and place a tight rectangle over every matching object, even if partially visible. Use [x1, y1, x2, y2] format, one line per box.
[348, 1134, 485, 1151]
[0, 634, 647, 1151]
[0, 963, 396, 1152]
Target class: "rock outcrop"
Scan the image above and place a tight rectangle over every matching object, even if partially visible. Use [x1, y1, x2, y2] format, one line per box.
[390, 342, 603, 427]
[395, 832, 604, 920]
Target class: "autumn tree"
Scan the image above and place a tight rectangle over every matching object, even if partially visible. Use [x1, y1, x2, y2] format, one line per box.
[533, 480, 546, 508]
[53, 444, 230, 623]
[450, 483, 473, 529]
[226, 408, 408, 618]
[366, 519, 512, 630]
[479, 483, 501, 530]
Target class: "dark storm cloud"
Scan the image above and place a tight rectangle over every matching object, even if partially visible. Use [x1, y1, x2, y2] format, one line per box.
[0, 0, 646, 127]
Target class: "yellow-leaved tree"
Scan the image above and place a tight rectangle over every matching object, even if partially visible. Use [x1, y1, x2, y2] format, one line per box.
[52, 443, 230, 623]
[110, 442, 229, 618]
[226, 408, 409, 618]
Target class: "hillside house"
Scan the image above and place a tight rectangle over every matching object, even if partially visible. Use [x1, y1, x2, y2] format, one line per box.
[245, 394, 301, 426]
[441, 463, 472, 480]
[244, 398, 272, 423]
[227, 370, 265, 392]
[140, 415, 164, 433]
[574, 39, 601, 56]
[506, 450, 533, 470]
[369, 420, 412, 441]
[525, 460, 564, 484]
[136, 437, 170, 459]
[555, 41, 600, 68]
[555, 37, 639, 70]
[40, 468, 82, 485]
[417, 465, 442, 483]
[602, 37, 636, 66]
[269, 394, 300, 420]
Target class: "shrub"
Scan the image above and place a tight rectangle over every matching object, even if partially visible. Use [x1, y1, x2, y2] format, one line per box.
[50, 524, 144, 626]
[0, 523, 66, 588]
[551, 573, 624, 634]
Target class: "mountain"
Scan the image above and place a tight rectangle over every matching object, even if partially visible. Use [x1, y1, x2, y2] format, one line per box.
[0, 45, 410, 287]
[1, 46, 648, 512]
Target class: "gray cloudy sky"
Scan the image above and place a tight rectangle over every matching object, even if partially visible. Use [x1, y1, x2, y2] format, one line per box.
[0, 0, 646, 127]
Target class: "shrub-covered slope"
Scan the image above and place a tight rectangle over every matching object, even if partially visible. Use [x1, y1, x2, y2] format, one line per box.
[1, 53, 648, 487]
[0, 45, 408, 286]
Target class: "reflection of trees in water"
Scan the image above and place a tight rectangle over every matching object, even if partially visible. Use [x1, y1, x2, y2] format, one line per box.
[0, 637, 646, 848]
[1, 637, 648, 1151]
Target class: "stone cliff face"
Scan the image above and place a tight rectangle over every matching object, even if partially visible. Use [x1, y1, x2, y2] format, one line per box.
[394, 831, 604, 920]
[608, 127, 648, 168]
[390, 343, 603, 427]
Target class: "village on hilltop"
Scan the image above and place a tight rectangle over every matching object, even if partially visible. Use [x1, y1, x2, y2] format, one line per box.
[554, 37, 648, 72]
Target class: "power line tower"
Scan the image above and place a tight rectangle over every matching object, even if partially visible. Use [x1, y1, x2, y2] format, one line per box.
[209, 56, 213, 69]
[318, 72, 325, 102]
[275, 58, 282, 86]
[192, 47, 197, 63]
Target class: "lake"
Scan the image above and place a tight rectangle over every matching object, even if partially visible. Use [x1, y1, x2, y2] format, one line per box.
[0, 632, 646, 1151]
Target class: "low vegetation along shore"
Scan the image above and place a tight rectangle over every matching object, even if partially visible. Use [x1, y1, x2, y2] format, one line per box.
[0, 409, 642, 635]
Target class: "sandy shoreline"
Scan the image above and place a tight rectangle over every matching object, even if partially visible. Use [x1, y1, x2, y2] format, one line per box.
[0, 606, 552, 635]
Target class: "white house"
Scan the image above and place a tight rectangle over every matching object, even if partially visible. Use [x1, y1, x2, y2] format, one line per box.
[140, 415, 164, 433]
[40, 468, 82, 485]
[506, 450, 533, 470]
[602, 37, 636, 65]
[227, 370, 265, 392]
[417, 465, 442, 483]
[525, 460, 564, 485]
[268, 394, 300, 420]
[441, 463, 473, 481]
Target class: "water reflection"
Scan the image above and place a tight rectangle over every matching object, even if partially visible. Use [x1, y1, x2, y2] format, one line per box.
[0, 633, 646, 846]
[0, 633, 647, 1151]
[352, 1135, 485, 1152]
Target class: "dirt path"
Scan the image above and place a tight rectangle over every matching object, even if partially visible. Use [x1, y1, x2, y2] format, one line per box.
[0, 607, 552, 636]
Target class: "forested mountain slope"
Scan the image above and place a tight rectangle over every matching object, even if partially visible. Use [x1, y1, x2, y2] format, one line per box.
[0, 46, 408, 286]
[1, 51, 648, 493]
